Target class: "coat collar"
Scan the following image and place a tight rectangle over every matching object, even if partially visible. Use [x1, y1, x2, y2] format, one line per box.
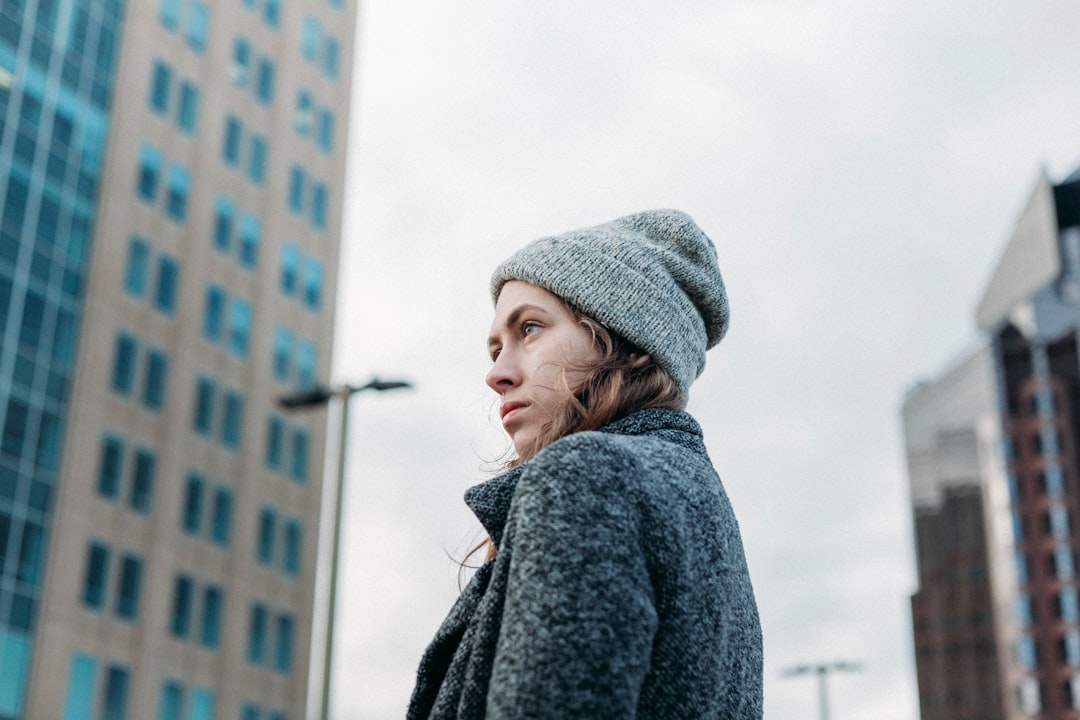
[463, 408, 704, 545]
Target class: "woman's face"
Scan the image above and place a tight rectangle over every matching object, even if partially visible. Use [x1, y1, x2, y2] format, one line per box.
[487, 280, 600, 456]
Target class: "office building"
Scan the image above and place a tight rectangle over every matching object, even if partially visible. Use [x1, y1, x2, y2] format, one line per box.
[0, 0, 356, 718]
[905, 167, 1080, 719]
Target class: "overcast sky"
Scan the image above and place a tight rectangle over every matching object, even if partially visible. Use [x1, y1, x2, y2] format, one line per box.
[322, 2, 1080, 718]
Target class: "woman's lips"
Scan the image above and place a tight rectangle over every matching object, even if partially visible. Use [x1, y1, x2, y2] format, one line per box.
[500, 401, 526, 428]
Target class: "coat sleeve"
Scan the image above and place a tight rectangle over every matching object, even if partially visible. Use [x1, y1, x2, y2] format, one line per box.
[486, 435, 659, 719]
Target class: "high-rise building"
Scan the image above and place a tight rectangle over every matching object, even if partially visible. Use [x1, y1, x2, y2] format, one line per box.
[905, 167, 1080, 719]
[0, 1, 356, 718]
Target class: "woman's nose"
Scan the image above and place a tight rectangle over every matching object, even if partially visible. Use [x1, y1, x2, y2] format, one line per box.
[486, 351, 520, 393]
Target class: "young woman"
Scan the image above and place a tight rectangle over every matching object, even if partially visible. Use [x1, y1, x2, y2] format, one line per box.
[408, 209, 763, 719]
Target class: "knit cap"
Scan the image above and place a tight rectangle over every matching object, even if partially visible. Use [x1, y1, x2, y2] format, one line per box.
[490, 209, 728, 395]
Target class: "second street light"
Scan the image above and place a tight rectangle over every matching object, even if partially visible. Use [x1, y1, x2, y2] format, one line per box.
[278, 377, 413, 720]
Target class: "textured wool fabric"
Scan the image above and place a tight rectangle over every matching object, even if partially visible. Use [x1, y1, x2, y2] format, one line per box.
[489, 209, 729, 395]
[408, 409, 763, 719]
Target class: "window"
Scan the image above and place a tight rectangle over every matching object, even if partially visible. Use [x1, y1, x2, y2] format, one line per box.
[287, 167, 304, 213]
[171, 575, 194, 637]
[123, 236, 150, 298]
[166, 165, 190, 221]
[239, 215, 260, 267]
[129, 449, 155, 513]
[223, 116, 242, 166]
[111, 333, 137, 395]
[301, 17, 319, 60]
[150, 61, 171, 113]
[248, 136, 267, 186]
[231, 37, 251, 86]
[160, 0, 180, 28]
[154, 256, 179, 313]
[317, 108, 334, 152]
[189, 688, 214, 720]
[241, 705, 259, 720]
[311, 182, 327, 230]
[203, 285, 225, 341]
[98, 435, 124, 499]
[264, 0, 280, 27]
[143, 349, 169, 410]
[63, 654, 98, 720]
[211, 487, 232, 546]
[177, 81, 199, 133]
[256, 59, 274, 104]
[187, 1, 209, 51]
[158, 682, 183, 720]
[228, 300, 252, 357]
[295, 90, 313, 134]
[275, 614, 294, 673]
[182, 473, 204, 533]
[324, 37, 340, 79]
[201, 586, 223, 648]
[305, 259, 324, 309]
[297, 341, 316, 389]
[266, 415, 284, 469]
[291, 429, 308, 483]
[193, 377, 215, 434]
[82, 542, 110, 608]
[115, 554, 143, 620]
[280, 244, 299, 294]
[273, 327, 292, 380]
[102, 665, 130, 720]
[284, 519, 301, 575]
[257, 508, 275, 564]
[213, 196, 233, 251]
[137, 145, 161, 201]
[248, 604, 268, 663]
[221, 391, 244, 448]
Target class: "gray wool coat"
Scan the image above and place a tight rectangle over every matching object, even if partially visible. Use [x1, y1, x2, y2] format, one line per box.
[407, 408, 763, 719]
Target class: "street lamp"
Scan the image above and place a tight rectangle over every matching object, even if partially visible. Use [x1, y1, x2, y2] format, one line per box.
[781, 661, 861, 720]
[278, 378, 413, 720]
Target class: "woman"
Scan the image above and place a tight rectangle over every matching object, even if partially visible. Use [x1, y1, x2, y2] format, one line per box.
[408, 209, 763, 719]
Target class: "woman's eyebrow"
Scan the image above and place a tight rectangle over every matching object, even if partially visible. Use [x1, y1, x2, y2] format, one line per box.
[488, 303, 548, 349]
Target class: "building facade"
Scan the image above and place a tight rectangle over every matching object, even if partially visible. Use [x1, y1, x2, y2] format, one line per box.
[906, 168, 1080, 719]
[0, 1, 356, 718]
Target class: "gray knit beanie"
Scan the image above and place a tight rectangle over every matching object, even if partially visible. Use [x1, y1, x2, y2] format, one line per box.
[490, 209, 729, 395]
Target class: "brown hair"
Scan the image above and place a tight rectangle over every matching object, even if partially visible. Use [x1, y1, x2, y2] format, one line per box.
[464, 304, 685, 569]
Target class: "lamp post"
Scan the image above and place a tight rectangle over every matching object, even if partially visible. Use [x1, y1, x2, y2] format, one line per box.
[781, 661, 861, 720]
[278, 378, 413, 720]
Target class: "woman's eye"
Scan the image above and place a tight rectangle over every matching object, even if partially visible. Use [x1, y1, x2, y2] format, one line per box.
[522, 321, 541, 336]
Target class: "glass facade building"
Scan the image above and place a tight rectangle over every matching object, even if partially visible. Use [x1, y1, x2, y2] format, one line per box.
[0, 1, 356, 718]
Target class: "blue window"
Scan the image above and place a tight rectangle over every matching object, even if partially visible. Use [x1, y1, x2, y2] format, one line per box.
[272, 327, 292, 380]
[280, 243, 299, 294]
[137, 145, 161, 201]
[232, 37, 251, 86]
[155, 255, 179, 313]
[160, 0, 180, 28]
[150, 61, 171, 113]
[257, 507, 275, 564]
[63, 653, 98, 720]
[211, 487, 232, 546]
[248, 604, 268, 664]
[256, 59, 274, 104]
[265, 0, 280, 27]
[297, 341, 316, 389]
[129, 449, 155, 513]
[193, 377, 215, 434]
[158, 682, 183, 720]
[287, 167, 304, 213]
[228, 300, 252, 358]
[189, 688, 214, 720]
[203, 285, 225, 341]
[295, 90, 313, 135]
[177, 81, 199, 134]
[143, 349, 169, 410]
[213, 196, 233, 251]
[311, 182, 327, 230]
[187, 1, 210, 51]
[317, 108, 333, 152]
[223, 117, 242, 166]
[248, 136, 267, 186]
[305, 259, 324, 309]
[182, 473, 204, 533]
[301, 17, 319, 60]
[102, 666, 130, 720]
[291, 429, 308, 483]
[111, 333, 137, 395]
[221, 391, 244, 448]
[123, 236, 150, 298]
[171, 575, 194, 637]
[82, 542, 110, 608]
[239, 215, 260, 267]
[276, 614, 294, 673]
[1062, 589, 1080, 623]
[166, 165, 191, 221]
[98, 435, 124, 499]
[241, 705, 259, 720]
[324, 37, 339, 79]
[201, 586, 223, 648]
[284, 519, 301, 575]
[266, 415, 284, 469]
[115, 554, 143, 620]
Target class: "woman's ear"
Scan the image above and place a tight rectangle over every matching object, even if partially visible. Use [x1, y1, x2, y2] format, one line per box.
[629, 353, 651, 369]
